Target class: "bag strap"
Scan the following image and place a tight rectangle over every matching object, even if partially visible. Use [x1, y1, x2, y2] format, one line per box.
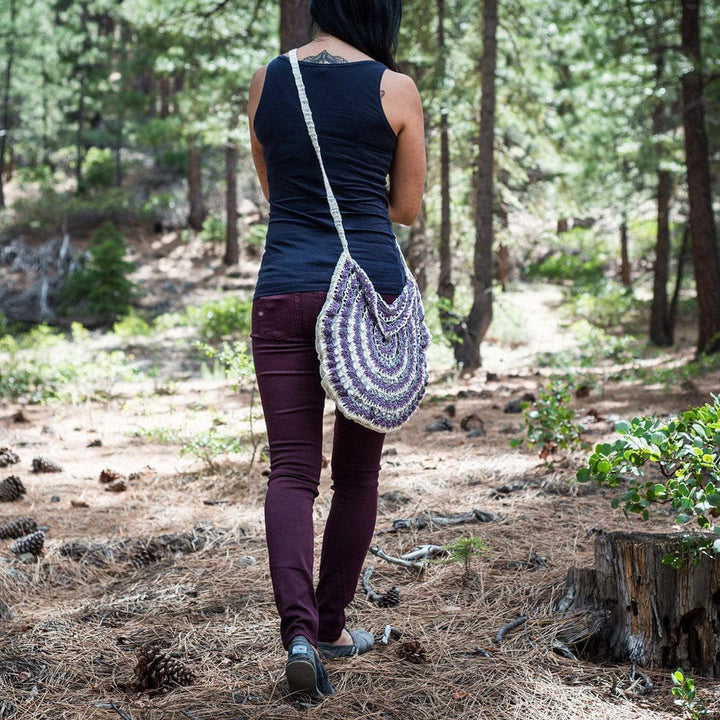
[288, 48, 351, 256]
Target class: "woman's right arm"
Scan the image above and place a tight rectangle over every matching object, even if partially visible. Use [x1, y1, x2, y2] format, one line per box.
[248, 65, 269, 201]
[380, 72, 426, 226]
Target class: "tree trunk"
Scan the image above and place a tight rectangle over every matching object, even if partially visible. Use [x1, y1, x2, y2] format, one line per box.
[187, 144, 206, 231]
[224, 117, 240, 266]
[279, 0, 313, 54]
[669, 225, 690, 334]
[0, 0, 16, 208]
[556, 531, 720, 677]
[405, 203, 428, 295]
[681, 0, 720, 354]
[454, 0, 497, 372]
[650, 170, 673, 345]
[159, 76, 171, 118]
[436, 0, 455, 333]
[619, 215, 631, 287]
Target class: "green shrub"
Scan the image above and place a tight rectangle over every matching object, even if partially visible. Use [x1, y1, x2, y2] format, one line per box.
[199, 213, 226, 245]
[566, 279, 636, 328]
[672, 668, 708, 719]
[578, 396, 720, 565]
[512, 381, 587, 458]
[187, 297, 251, 340]
[527, 252, 606, 285]
[82, 147, 115, 188]
[112, 309, 152, 338]
[245, 223, 267, 252]
[157, 147, 188, 175]
[59, 221, 137, 321]
[443, 535, 491, 578]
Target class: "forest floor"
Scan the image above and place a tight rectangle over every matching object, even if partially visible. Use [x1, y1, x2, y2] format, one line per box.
[1, 238, 720, 719]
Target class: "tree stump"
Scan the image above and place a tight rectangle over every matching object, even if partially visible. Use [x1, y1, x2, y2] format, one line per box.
[555, 531, 720, 677]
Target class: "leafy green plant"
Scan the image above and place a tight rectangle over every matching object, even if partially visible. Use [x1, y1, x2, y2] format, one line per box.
[527, 251, 606, 285]
[565, 279, 637, 329]
[186, 297, 251, 340]
[196, 340, 264, 466]
[112, 309, 152, 338]
[245, 223, 267, 254]
[82, 147, 115, 188]
[199, 213, 225, 245]
[671, 668, 708, 719]
[59, 221, 138, 321]
[180, 427, 245, 472]
[512, 381, 587, 458]
[577, 396, 720, 565]
[443, 536, 490, 578]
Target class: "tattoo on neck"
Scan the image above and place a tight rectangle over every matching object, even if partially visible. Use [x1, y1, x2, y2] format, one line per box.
[301, 50, 349, 64]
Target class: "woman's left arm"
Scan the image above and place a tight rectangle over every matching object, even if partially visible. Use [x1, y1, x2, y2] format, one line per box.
[248, 65, 269, 201]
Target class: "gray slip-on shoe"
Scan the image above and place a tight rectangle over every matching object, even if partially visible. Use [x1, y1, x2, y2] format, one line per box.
[317, 629, 375, 659]
[285, 636, 335, 701]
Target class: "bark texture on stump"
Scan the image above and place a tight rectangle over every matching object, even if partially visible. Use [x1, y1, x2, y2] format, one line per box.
[556, 531, 720, 677]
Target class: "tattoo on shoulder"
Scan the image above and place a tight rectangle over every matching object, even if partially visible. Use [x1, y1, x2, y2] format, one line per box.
[302, 50, 349, 64]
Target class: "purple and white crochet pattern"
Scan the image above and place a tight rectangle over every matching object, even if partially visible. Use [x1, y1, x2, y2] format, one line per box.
[290, 49, 430, 433]
[316, 250, 430, 432]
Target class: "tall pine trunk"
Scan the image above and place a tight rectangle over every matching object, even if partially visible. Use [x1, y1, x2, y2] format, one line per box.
[681, 0, 720, 354]
[650, 170, 673, 345]
[619, 215, 631, 287]
[187, 144, 206, 231]
[224, 111, 240, 266]
[279, 0, 313, 54]
[436, 0, 455, 333]
[0, 0, 16, 208]
[650, 50, 673, 346]
[455, 0, 497, 371]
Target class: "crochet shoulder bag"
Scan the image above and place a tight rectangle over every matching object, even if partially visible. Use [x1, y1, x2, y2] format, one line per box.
[288, 48, 430, 433]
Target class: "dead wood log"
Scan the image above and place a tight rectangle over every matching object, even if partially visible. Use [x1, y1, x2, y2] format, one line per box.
[556, 531, 720, 677]
[380, 509, 501, 534]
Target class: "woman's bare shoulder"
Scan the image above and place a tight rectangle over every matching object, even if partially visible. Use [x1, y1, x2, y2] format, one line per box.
[381, 69, 420, 99]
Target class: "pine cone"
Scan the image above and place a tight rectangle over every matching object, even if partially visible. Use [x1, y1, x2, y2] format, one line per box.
[396, 640, 426, 664]
[134, 644, 195, 691]
[104, 479, 127, 492]
[32, 456, 63, 473]
[0, 448, 20, 467]
[376, 586, 401, 608]
[129, 544, 164, 568]
[99, 468, 123, 484]
[10, 530, 45, 556]
[0, 476, 26, 502]
[0, 517, 37, 539]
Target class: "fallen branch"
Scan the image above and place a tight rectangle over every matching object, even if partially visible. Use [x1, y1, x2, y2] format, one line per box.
[361, 566, 401, 607]
[380, 624, 403, 645]
[109, 702, 135, 720]
[494, 615, 527, 644]
[369, 546, 425, 571]
[629, 665, 653, 695]
[551, 640, 577, 660]
[380, 509, 501, 534]
[400, 544, 448, 561]
[370, 545, 425, 571]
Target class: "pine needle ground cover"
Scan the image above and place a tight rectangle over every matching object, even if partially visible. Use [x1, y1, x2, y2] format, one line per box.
[1, 290, 718, 720]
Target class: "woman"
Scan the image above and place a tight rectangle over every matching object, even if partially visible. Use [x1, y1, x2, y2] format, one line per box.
[247, 0, 425, 701]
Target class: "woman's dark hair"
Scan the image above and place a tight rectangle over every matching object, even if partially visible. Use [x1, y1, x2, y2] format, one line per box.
[308, 0, 402, 71]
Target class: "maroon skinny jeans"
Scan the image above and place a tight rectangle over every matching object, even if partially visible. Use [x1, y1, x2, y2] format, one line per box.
[251, 291, 389, 649]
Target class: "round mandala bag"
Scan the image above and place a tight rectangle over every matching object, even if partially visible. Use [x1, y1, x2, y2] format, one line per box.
[289, 50, 430, 433]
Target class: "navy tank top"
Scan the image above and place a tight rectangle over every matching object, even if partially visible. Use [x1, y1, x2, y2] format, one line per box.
[252, 54, 405, 299]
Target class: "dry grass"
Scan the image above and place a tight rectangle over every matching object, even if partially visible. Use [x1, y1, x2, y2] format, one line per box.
[2, 295, 720, 719]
